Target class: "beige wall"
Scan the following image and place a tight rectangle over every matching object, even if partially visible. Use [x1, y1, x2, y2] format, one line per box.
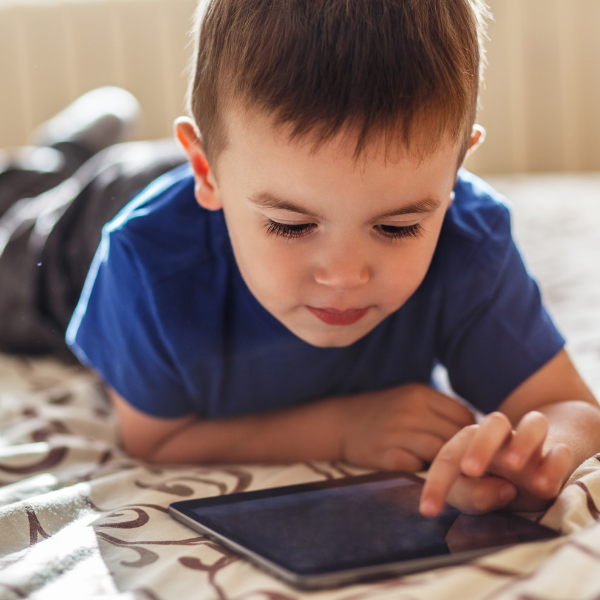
[0, 0, 197, 146]
[1, 0, 600, 174]
[466, 0, 600, 174]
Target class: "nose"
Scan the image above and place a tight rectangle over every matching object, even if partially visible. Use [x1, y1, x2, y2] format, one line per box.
[313, 244, 371, 291]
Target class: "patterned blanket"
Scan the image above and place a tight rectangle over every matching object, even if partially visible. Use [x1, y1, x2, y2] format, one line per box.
[0, 173, 599, 599]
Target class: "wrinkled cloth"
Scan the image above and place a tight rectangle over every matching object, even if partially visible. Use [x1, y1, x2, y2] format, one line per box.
[0, 353, 598, 600]
[0, 140, 185, 359]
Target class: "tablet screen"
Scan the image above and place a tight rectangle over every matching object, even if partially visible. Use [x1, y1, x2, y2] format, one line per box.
[170, 472, 558, 583]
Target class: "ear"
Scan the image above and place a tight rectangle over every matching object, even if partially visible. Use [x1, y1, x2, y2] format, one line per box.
[465, 124, 486, 158]
[174, 117, 222, 211]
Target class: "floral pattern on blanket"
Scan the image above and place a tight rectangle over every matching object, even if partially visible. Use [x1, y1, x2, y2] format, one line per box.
[0, 360, 598, 600]
[0, 173, 599, 599]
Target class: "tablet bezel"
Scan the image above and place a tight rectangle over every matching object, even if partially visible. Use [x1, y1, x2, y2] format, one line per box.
[168, 471, 558, 589]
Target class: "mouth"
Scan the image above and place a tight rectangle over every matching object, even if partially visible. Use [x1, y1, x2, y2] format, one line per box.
[306, 306, 370, 326]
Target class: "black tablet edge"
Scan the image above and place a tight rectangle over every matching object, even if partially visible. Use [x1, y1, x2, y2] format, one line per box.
[169, 470, 424, 513]
[168, 505, 553, 590]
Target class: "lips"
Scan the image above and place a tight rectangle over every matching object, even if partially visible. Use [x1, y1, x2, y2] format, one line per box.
[306, 306, 369, 326]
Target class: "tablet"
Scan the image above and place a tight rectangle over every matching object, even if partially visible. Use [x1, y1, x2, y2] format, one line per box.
[169, 471, 558, 589]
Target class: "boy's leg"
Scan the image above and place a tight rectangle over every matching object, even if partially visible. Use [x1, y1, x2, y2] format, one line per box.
[0, 139, 186, 361]
[0, 87, 141, 218]
[0, 147, 80, 219]
[0, 87, 187, 360]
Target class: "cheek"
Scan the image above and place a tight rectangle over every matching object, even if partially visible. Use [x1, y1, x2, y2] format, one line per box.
[379, 233, 441, 296]
[254, 246, 297, 285]
[231, 228, 308, 298]
[263, 243, 310, 288]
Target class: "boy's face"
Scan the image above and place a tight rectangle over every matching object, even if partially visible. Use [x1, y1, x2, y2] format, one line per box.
[178, 110, 477, 348]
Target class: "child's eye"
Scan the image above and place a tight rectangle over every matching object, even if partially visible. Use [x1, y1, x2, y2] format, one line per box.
[375, 223, 423, 241]
[265, 220, 316, 239]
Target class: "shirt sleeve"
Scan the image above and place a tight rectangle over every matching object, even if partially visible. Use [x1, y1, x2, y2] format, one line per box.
[66, 227, 195, 418]
[437, 203, 565, 413]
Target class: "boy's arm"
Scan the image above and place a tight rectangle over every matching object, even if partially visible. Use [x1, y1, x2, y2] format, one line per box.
[108, 383, 474, 467]
[109, 388, 347, 464]
[420, 348, 600, 516]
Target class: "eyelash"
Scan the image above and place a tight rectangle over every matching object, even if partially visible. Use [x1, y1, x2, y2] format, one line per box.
[265, 221, 316, 239]
[375, 223, 423, 241]
[265, 220, 423, 241]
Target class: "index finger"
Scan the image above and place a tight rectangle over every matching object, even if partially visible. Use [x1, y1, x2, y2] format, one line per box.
[419, 425, 476, 517]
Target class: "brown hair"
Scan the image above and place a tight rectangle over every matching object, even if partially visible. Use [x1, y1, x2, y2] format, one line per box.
[188, 0, 489, 163]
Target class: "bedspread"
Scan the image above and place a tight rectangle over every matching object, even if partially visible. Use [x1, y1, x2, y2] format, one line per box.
[0, 173, 599, 599]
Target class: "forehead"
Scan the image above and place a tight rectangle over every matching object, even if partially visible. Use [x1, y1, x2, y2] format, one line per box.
[216, 105, 461, 208]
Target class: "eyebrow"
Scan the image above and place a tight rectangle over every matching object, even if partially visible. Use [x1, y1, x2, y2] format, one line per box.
[373, 196, 443, 219]
[248, 192, 325, 219]
[248, 192, 442, 221]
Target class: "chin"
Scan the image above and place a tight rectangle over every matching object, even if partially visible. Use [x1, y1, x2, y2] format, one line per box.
[292, 325, 371, 348]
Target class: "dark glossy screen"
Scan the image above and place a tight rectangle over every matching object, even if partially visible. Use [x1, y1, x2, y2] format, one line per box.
[186, 476, 557, 575]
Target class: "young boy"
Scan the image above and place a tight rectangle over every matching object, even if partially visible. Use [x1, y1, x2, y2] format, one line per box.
[66, 0, 600, 518]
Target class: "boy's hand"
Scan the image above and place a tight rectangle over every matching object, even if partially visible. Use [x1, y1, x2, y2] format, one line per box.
[341, 383, 475, 472]
[419, 410, 573, 517]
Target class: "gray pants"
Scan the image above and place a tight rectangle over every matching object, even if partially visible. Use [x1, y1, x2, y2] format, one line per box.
[0, 139, 185, 361]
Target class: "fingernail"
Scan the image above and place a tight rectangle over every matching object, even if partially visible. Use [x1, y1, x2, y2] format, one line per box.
[420, 499, 437, 516]
[500, 484, 516, 502]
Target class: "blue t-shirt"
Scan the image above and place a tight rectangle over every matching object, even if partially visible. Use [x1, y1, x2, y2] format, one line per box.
[66, 165, 564, 419]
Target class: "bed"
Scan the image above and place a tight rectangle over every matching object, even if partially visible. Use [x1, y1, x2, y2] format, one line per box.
[0, 172, 599, 599]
